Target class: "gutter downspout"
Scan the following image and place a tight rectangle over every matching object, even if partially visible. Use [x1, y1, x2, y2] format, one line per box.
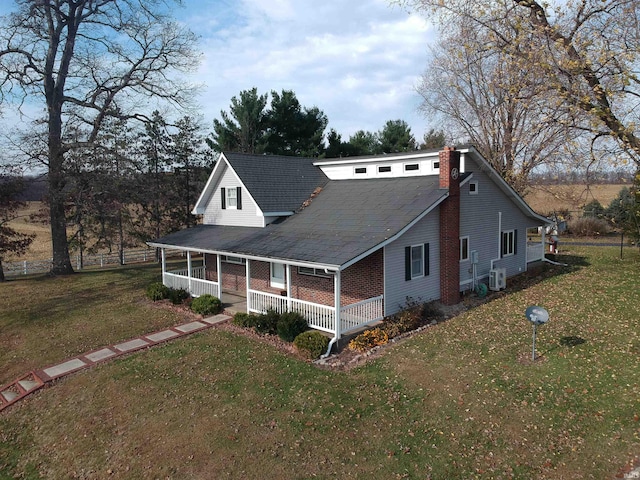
[490, 212, 502, 270]
[322, 270, 341, 358]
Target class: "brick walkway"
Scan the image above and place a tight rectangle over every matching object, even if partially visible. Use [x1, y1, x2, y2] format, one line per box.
[0, 314, 231, 412]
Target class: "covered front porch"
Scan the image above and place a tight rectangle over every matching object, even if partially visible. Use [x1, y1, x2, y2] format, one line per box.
[158, 248, 384, 342]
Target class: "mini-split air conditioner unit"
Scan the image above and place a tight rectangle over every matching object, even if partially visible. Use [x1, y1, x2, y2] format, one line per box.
[489, 268, 507, 291]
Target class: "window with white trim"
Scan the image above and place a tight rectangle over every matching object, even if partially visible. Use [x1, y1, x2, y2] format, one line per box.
[298, 266, 330, 278]
[501, 230, 516, 257]
[354, 167, 367, 175]
[404, 163, 419, 172]
[405, 243, 430, 281]
[221, 255, 245, 264]
[226, 187, 237, 209]
[469, 181, 478, 195]
[378, 165, 392, 173]
[460, 236, 470, 262]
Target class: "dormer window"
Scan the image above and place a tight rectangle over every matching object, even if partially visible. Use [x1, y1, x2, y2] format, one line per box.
[354, 167, 367, 174]
[378, 165, 391, 174]
[404, 163, 419, 172]
[227, 187, 237, 208]
[221, 187, 242, 210]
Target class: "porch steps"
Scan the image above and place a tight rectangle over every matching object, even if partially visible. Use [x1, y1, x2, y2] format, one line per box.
[0, 372, 45, 411]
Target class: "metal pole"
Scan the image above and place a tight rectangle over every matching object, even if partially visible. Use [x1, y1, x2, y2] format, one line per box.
[532, 324, 537, 361]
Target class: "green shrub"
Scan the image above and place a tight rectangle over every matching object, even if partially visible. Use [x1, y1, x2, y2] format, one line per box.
[232, 312, 257, 327]
[294, 331, 330, 359]
[277, 311, 308, 342]
[146, 282, 169, 301]
[190, 294, 222, 315]
[168, 288, 190, 305]
[254, 309, 280, 335]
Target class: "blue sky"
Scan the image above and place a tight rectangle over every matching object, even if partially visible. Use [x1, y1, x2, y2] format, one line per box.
[1, 0, 436, 143]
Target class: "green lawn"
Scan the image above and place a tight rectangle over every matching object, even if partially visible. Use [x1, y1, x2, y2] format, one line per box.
[1, 247, 639, 479]
[0, 264, 194, 385]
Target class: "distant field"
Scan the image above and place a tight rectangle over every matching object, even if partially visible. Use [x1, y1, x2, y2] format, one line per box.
[5, 202, 146, 262]
[5, 202, 52, 261]
[523, 183, 628, 216]
[6, 185, 631, 261]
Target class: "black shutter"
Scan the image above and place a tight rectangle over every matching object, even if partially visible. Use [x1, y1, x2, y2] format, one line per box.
[514, 230, 518, 255]
[424, 243, 430, 276]
[405, 246, 411, 281]
[221, 188, 226, 209]
[237, 187, 242, 210]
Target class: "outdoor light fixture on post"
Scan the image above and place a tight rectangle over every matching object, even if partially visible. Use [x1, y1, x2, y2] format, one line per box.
[525, 305, 549, 361]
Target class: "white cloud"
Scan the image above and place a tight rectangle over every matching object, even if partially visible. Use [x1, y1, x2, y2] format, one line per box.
[0, 0, 436, 144]
[181, 0, 435, 139]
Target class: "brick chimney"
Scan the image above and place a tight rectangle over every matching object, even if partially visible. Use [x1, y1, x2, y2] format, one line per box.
[439, 146, 461, 305]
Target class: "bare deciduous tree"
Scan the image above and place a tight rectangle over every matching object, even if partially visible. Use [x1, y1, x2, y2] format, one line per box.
[0, 0, 199, 274]
[418, 20, 574, 194]
[402, 0, 640, 171]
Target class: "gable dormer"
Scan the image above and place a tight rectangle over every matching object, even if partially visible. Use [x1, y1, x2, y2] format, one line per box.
[193, 152, 329, 227]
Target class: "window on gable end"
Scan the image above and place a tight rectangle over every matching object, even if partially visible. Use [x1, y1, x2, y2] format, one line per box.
[224, 187, 242, 210]
[469, 181, 478, 194]
[226, 187, 237, 209]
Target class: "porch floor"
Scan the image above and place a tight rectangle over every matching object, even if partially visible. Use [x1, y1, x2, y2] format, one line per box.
[221, 291, 247, 316]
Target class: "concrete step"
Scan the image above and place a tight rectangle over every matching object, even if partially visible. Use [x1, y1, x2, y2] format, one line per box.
[1, 390, 19, 402]
[18, 379, 40, 391]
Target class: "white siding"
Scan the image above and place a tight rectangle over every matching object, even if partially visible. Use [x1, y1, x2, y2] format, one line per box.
[202, 164, 263, 227]
[384, 210, 440, 316]
[318, 155, 441, 180]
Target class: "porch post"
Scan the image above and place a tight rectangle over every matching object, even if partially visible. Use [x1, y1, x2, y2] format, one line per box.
[187, 250, 193, 294]
[334, 270, 341, 340]
[161, 248, 166, 284]
[245, 259, 251, 313]
[217, 254, 223, 303]
[542, 230, 547, 256]
[286, 264, 292, 311]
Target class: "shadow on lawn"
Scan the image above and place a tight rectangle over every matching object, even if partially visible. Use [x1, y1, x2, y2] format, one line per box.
[477, 252, 590, 301]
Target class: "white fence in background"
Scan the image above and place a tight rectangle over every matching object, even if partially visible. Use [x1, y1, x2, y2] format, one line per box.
[4, 247, 160, 278]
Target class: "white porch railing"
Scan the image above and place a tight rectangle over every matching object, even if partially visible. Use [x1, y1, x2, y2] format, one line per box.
[527, 242, 545, 263]
[247, 289, 383, 336]
[340, 295, 384, 334]
[163, 267, 219, 298]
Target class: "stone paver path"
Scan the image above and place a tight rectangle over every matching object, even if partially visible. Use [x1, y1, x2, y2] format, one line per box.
[0, 314, 230, 412]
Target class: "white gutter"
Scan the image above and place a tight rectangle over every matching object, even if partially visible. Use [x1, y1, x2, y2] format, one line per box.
[146, 242, 340, 272]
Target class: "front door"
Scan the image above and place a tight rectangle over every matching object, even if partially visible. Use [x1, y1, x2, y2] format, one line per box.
[270, 262, 285, 289]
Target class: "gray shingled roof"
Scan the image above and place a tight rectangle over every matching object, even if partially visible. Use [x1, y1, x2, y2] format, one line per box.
[152, 176, 448, 268]
[224, 152, 329, 213]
